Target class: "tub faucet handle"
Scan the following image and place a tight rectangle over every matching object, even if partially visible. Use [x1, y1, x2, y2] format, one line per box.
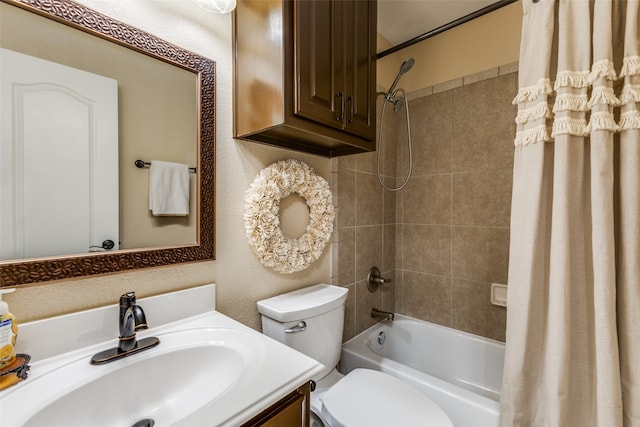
[367, 266, 391, 293]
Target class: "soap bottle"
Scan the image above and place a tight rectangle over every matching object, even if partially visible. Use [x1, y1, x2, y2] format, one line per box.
[0, 288, 17, 370]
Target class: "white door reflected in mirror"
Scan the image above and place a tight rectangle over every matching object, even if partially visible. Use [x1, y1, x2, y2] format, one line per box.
[0, 48, 119, 260]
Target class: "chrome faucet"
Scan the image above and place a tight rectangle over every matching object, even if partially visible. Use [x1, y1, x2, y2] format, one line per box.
[371, 308, 394, 321]
[91, 292, 160, 365]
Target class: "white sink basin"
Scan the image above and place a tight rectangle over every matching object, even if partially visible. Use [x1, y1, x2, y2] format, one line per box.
[0, 286, 325, 427]
[4, 327, 264, 427]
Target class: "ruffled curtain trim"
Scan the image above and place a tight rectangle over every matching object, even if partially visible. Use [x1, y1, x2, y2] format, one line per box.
[552, 117, 587, 137]
[620, 84, 640, 104]
[513, 61, 638, 140]
[554, 70, 591, 89]
[554, 93, 589, 112]
[513, 78, 553, 104]
[588, 59, 618, 83]
[620, 56, 640, 77]
[588, 86, 621, 108]
[516, 102, 552, 124]
[586, 111, 620, 133]
[619, 110, 640, 130]
[514, 125, 552, 146]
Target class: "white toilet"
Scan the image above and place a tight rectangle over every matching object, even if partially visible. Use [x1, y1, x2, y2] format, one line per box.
[257, 284, 453, 427]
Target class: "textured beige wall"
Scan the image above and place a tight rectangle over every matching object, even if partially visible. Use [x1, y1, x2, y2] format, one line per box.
[4, 0, 332, 331]
[377, 1, 522, 93]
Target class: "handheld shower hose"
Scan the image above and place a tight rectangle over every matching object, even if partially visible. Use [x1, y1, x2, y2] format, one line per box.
[377, 59, 414, 192]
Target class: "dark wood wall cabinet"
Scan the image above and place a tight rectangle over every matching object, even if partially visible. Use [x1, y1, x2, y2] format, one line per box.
[241, 382, 311, 427]
[233, 0, 377, 157]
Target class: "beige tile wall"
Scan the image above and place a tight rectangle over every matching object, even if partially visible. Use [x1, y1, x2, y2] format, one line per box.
[333, 65, 517, 343]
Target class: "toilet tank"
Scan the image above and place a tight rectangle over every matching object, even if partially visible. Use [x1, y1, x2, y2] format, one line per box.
[257, 284, 348, 380]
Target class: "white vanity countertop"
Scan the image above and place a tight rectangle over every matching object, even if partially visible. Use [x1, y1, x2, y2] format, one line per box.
[0, 284, 324, 427]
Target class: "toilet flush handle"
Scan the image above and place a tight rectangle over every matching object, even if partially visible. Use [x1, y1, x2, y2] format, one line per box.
[285, 321, 307, 333]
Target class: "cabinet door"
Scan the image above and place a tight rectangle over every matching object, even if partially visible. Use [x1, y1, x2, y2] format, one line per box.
[240, 382, 311, 427]
[258, 393, 304, 427]
[295, 0, 345, 130]
[343, 0, 376, 140]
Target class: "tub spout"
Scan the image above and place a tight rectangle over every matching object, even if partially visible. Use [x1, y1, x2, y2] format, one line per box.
[371, 308, 394, 321]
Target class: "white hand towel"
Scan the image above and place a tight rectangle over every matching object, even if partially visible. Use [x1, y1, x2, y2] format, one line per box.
[149, 160, 190, 216]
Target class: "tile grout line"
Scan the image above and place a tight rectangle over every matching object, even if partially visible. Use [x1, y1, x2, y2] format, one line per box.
[449, 91, 454, 329]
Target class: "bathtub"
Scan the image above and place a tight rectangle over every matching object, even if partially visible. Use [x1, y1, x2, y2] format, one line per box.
[340, 314, 504, 427]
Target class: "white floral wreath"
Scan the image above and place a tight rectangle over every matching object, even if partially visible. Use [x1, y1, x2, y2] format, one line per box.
[244, 159, 335, 274]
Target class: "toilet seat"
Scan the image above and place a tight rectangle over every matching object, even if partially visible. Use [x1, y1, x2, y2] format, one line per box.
[321, 369, 453, 427]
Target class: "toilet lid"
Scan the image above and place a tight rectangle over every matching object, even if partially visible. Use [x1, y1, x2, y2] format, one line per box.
[321, 369, 453, 427]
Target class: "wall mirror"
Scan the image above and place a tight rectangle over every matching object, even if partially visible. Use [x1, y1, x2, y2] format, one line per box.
[0, 0, 215, 288]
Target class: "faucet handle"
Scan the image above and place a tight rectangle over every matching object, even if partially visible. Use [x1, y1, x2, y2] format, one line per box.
[367, 267, 391, 293]
[119, 291, 136, 307]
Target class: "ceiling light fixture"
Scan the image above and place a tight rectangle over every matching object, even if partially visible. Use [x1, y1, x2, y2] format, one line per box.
[192, 0, 236, 14]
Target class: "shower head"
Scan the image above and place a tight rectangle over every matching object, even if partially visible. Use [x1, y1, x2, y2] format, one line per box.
[386, 58, 415, 102]
[399, 58, 415, 74]
[393, 96, 406, 112]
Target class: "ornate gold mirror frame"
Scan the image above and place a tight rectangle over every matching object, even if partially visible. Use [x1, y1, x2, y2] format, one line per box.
[0, 0, 216, 288]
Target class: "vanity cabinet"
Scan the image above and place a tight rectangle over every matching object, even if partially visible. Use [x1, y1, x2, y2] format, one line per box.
[241, 382, 311, 427]
[233, 0, 377, 157]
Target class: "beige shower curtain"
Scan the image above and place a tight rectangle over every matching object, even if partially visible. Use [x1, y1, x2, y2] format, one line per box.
[501, 0, 640, 426]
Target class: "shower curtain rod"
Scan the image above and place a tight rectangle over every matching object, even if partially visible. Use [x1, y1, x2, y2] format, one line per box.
[376, 0, 518, 60]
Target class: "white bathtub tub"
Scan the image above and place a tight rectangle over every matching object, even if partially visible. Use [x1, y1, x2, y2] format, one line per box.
[340, 314, 504, 427]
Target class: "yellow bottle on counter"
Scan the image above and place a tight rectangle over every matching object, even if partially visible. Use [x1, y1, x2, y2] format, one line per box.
[0, 288, 17, 370]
